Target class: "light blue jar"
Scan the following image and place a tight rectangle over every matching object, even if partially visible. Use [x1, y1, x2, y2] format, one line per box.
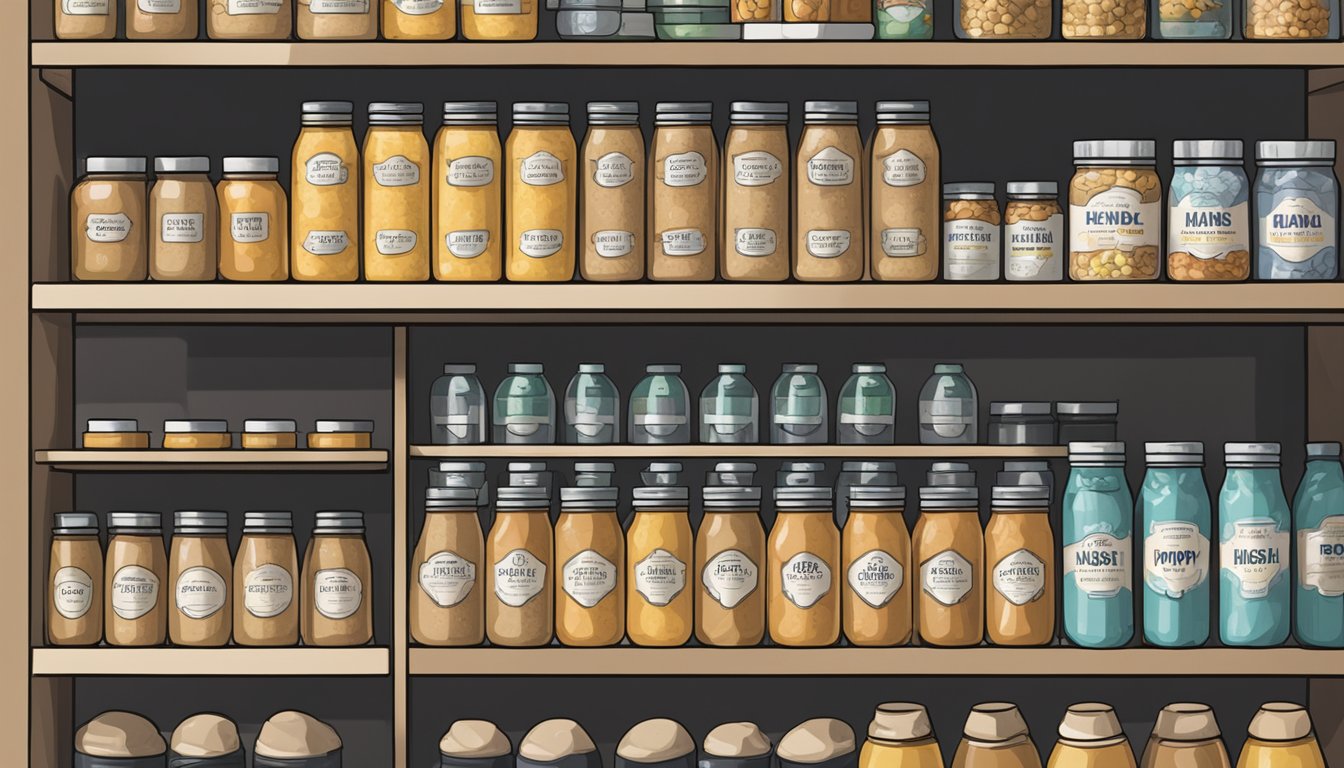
[1063, 441, 1134, 648]
[1254, 141, 1339, 281]
[918, 363, 977, 445]
[492, 363, 555, 445]
[1139, 442, 1211, 648]
[629, 364, 691, 445]
[1219, 442, 1291, 647]
[770, 363, 828, 445]
[700, 364, 759, 444]
[1294, 441, 1344, 648]
[563, 363, 619, 445]
[837, 363, 896, 446]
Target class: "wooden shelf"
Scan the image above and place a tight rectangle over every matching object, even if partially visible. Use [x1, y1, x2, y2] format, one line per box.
[33, 647, 390, 676]
[35, 449, 389, 471]
[411, 445, 1066, 459]
[410, 646, 1343, 677]
[30, 41, 1344, 69]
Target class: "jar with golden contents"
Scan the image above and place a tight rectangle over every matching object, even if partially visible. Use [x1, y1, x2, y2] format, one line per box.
[769, 462, 840, 647]
[1246, 0, 1336, 36]
[462, 0, 537, 40]
[985, 486, 1054, 647]
[795, 101, 863, 282]
[581, 102, 645, 282]
[234, 511, 299, 647]
[1005, 182, 1063, 282]
[128, 0, 198, 38]
[943, 183, 1001, 281]
[48, 513, 103, 646]
[365, 103, 431, 281]
[150, 157, 217, 281]
[219, 157, 289, 281]
[843, 486, 911, 647]
[650, 102, 719, 282]
[735, 0, 780, 20]
[434, 102, 503, 282]
[1167, 141, 1250, 282]
[486, 472, 554, 647]
[627, 463, 694, 646]
[1152, 0, 1229, 36]
[912, 485, 983, 647]
[696, 463, 766, 646]
[1048, 704, 1137, 768]
[298, 0, 377, 38]
[1070, 140, 1161, 281]
[384, 0, 455, 37]
[787, 0, 828, 21]
[1142, 704, 1231, 768]
[1062, 0, 1145, 37]
[411, 488, 485, 646]
[72, 157, 148, 282]
[207, 0, 293, 38]
[55, 0, 116, 39]
[955, 0, 1050, 36]
[723, 101, 789, 282]
[506, 102, 577, 282]
[292, 101, 360, 282]
[168, 510, 232, 647]
[302, 510, 374, 647]
[869, 101, 939, 281]
[555, 467, 625, 646]
[106, 512, 168, 647]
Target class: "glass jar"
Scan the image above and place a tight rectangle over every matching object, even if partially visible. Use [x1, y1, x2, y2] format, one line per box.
[768, 463, 840, 647]
[795, 101, 863, 283]
[557, 0, 623, 36]
[734, 0, 780, 21]
[1057, 401, 1119, 443]
[701, 364, 759, 444]
[555, 476, 624, 646]
[861, 704, 943, 768]
[651, 102, 719, 282]
[1254, 141, 1339, 281]
[506, 103, 576, 282]
[770, 363, 828, 445]
[1143, 705, 1231, 768]
[292, 101, 360, 282]
[493, 362, 556, 444]
[1062, 0, 1144, 36]
[1218, 442, 1291, 647]
[431, 364, 487, 445]
[48, 513, 103, 646]
[208, 0, 293, 37]
[843, 486, 911, 646]
[365, 102, 431, 282]
[106, 512, 168, 647]
[912, 486, 983, 647]
[1293, 442, 1344, 648]
[56, 0, 116, 39]
[722, 102, 790, 282]
[630, 364, 691, 445]
[1237, 704, 1327, 768]
[564, 363, 620, 444]
[72, 157, 148, 282]
[836, 461, 898, 529]
[1048, 704, 1136, 768]
[462, 0, 537, 38]
[150, 157, 217, 281]
[218, 157, 289, 281]
[486, 472, 554, 646]
[1153, 0, 1229, 36]
[955, 0, 1050, 35]
[581, 102, 645, 282]
[384, 0, 455, 37]
[302, 510, 374, 647]
[411, 488, 484, 646]
[1004, 181, 1064, 281]
[869, 102, 939, 280]
[168, 510, 231, 648]
[987, 402, 1055, 445]
[696, 463, 766, 646]
[943, 183, 1000, 281]
[1069, 140, 1161, 281]
[838, 363, 895, 446]
[1139, 442, 1211, 648]
[128, 0, 198, 40]
[298, 0, 377, 38]
[1062, 441, 1134, 649]
[433, 102, 502, 282]
[918, 363, 977, 445]
[627, 463, 694, 646]
[1246, 0, 1336, 36]
[875, 0, 932, 35]
[1167, 141, 1250, 282]
[234, 511, 299, 647]
[986, 485, 1054, 646]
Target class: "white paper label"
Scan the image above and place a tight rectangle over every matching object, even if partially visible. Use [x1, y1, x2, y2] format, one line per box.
[781, 552, 832, 608]
[1262, 197, 1335, 263]
[227, 0, 283, 12]
[161, 213, 204, 244]
[882, 227, 925, 258]
[230, 213, 269, 244]
[806, 229, 852, 259]
[306, 152, 349, 186]
[473, 0, 522, 12]
[1144, 521, 1209, 598]
[448, 230, 489, 258]
[493, 549, 546, 607]
[309, 0, 369, 12]
[593, 230, 634, 258]
[847, 550, 904, 608]
[314, 568, 364, 620]
[635, 548, 687, 606]
[63, 0, 109, 15]
[1070, 186, 1160, 252]
[1063, 533, 1131, 597]
[244, 564, 293, 618]
[175, 566, 226, 620]
[111, 565, 160, 620]
[920, 549, 973, 606]
[733, 151, 783, 187]
[562, 550, 618, 608]
[882, 149, 926, 187]
[663, 151, 707, 187]
[373, 155, 421, 187]
[1220, 520, 1289, 599]
[661, 229, 706, 257]
[520, 229, 563, 258]
[53, 567, 94, 620]
[419, 551, 476, 608]
[303, 230, 350, 256]
[593, 152, 635, 188]
[521, 151, 564, 186]
[376, 230, 418, 255]
[945, 219, 999, 278]
[1006, 214, 1063, 280]
[448, 156, 494, 187]
[735, 228, 777, 257]
[86, 213, 131, 243]
[702, 549, 759, 609]
[807, 146, 854, 186]
[138, 0, 180, 13]
[1170, 198, 1249, 260]
[393, 0, 444, 13]
[992, 548, 1047, 606]
[1300, 516, 1344, 597]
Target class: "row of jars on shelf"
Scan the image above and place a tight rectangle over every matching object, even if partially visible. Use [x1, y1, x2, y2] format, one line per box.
[46, 510, 375, 647]
[75, 710, 341, 768]
[410, 443, 1344, 649]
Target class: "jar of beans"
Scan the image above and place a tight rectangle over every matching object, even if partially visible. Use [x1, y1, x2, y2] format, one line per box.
[1153, 0, 1231, 37]
[1245, 0, 1337, 37]
[1167, 140, 1250, 282]
[1069, 140, 1162, 282]
[955, 0, 1051, 36]
[1062, 0, 1146, 36]
[943, 182, 1001, 281]
[1004, 182, 1063, 282]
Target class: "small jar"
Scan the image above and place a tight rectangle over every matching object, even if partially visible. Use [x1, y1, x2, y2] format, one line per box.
[106, 512, 168, 647]
[234, 511, 299, 646]
[1255, 141, 1339, 281]
[83, 419, 150, 449]
[1168, 141, 1250, 282]
[302, 510, 374, 646]
[506, 103, 577, 282]
[218, 156, 289, 282]
[55, 0, 116, 39]
[987, 402, 1056, 445]
[1004, 181, 1064, 282]
[128, 0, 199, 38]
[869, 101, 940, 281]
[1062, 0, 1145, 36]
[795, 101, 864, 283]
[162, 420, 232, 450]
[72, 157, 148, 282]
[565, 363, 620, 444]
[292, 101, 360, 283]
[434, 102, 504, 282]
[168, 510, 232, 647]
[207, 0, 293, 38]
[365, 102, 431, 282]
[1056, 402, 1118, 443]
[651, 102, 719, 282]
[700, 364, 760, 444]
[630, 364, 691, 445]
[722, 101, 790, 282]
[308, 420, 375, 449]
[919, 363, 978, 445]
[838, 363, 896, 446]
[242, 419, 299, 449]
[384, 0, 455, 37]
[298, 0, 378, 38]
[1246, 0, 1336, 36]
[48, 512, 103, 646]
[770, 363, 828, 445]
[735, 0, 780, 19]
[1069, 140, 1162, 281]
[493, 363, 556, 444]
[943, 183, 1001, 281]
[956, 0, 1050, 36]
[558, 0, 623, 35]
[1153, 0, 1229, 36]
[580, 102, 645, 281]
[150, 157, 218, 282]
[461, 0, 538, 38]
[432, 364, 488, 445]
[875, 0, 932, 36]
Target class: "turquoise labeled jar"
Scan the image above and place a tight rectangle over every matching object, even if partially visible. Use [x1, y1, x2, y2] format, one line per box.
[1062, 441, 1134, 648]
[1139, 442, 1211, 648]
[1294, 441, 1344, 648]
[1219, 442, 1291, 647]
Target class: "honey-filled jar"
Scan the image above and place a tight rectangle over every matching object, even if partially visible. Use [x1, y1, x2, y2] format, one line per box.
[985, 485, 1054, 646]
[1048, 704, 1136, 768]
[506, 103, 577, 282]
[384, 0, 456, 37]
[1069, 140, 1162, 281]
[768, 462, 841, 647]
[292, 101, 360, 282]
[150, 157, 218, 282]
[486, 465, 555, 647]
[912, 484, 983, 647]
[434, 102, 503, 282]
[627, 463, 694, 646]
[555, 464, 625, 646]
[461, 0, 538, 38]
[1236, 703, 1327, 768]
[696, 462, 766, 647]
[218, 157, 289, 281]
[843, 486, 912, 647]
[365, 102, 431, 282]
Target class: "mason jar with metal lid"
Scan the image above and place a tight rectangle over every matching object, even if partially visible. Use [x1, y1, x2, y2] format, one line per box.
[365, 102, 430, 282]
[1140, 441, 1211, 648]
[1062, 441, 1134, 648]
[462, 0, 539, 41]
[298, 0, 378, 40]
[507, 103, 576, 282]
[701, 363, 759, 444]
[1070, 140, 1162, 281]
[162, 419, 232, 450]
[843, 485, 912, 646]
[72, 157, 148, 282]
[235, 511, 298, 646]
[303, 510, 373, 646]
[240, 419, 298, 450]
[432, 364, 487, 445]
[292, 101, 358, 283]
[769, 463, 840, 647]
[556, 470, 624, 646]
[697, 462, 766, 646]
[106, 511, 168, 647]
[48, 512, 103, 646]
[796, 101, 863, 283]
[1168, 140, 1250, 282]
[651, 102, 718, 282]
[169, 510, 231, 647]
[628, 462, 694, 646]
[565, 363, 620, 445]
[151, 156, 218, 282]
[771, 363, 828, 445]
[1004, 181, 1063, 282]
[912, 484, 982, 647]
[1218, 442, 1291, 647]
[581, 102, 645, 281]
[432, 102, 502, 282]
[986, 485, 1054, 646]
[987, 402, 1056, 446]
[723, 102, 789, 282]
[870, 101, 939, 280]
[943, 182, 1000, 281]
[838, 363, 896, 446]
[384, 0, 455, 38]
[219, 156, 289, 282]
[630, 364, 691, 445]
[494, 363, 555, 444]
[1254, 140, 1339, 281]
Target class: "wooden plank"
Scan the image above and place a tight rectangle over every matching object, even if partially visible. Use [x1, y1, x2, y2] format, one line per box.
[32, 647, 391, 677]
[411, 445, 1068, 459]
[35, 449, 389, 472]
[393, 327, 409, 768]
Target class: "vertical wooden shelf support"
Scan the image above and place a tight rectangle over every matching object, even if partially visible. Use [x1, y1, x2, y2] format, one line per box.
[394, 327, 409, 768]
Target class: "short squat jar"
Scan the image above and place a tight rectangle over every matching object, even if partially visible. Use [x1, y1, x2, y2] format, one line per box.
[1153, 0, 1230, 36]
[1245, 0, 1336, 37]
[956, 0, 1050, 36]
[1254, 141, 1339, 281]
[72, 157, 148, 282]
[1168, 140, 1250, 282]
[943, 183, 1001, 281]
[218, 157, 290, 281]
[1069, 140, 1161, 281]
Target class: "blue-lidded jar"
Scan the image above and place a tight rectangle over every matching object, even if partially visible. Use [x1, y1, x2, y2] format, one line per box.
[1294, 441, 1344, 648]
[1254, 141, 1339, 281]
[1219, 442, 1291, 647]
[1139, 442, 1211, 648]
[1062, 441, 1134, 648]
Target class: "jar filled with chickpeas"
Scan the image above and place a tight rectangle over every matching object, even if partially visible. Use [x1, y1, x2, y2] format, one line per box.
[955, 0, 1051, 37]
[1062, 0, 1146, 36]
[1004, 182, 1063, 282]
[943, 183, 1001, 282]
[1245, 0, 1337, 37]
[1069, 140, 1161, 282]
[734, 0, 779, 21]
[1153, 0, 1230, 37]
[1167, 140, 1250, 282]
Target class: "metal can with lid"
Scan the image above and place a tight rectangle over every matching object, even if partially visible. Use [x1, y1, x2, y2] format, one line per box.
[242, 419, 299, 450]
[309, 419, 375, 450]
[83, 418, 151, 449]
[987, 402, 1056, 445]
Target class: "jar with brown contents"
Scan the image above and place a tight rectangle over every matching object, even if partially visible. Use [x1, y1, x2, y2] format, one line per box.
[298, 0, 378, 38]
[627, 463, 694, 646]
[795, 101, 863, 282]
[234, 511, 299, 647]
[1070, 140, 1161, 281]
[722, 102, 789, 282]
[581, 102, 645, 282]
[486, 475, 554, 646]
[985, 486, 1054, 646]
[55, 0, 116, 39]
[150, 157, 217, 281]
[1142, 705, 1231, 768]
[869, 101, 939, 281]
[555, 468, 625, 646]
[1167, 141, 1250, 282]
[302, 510, 373, 646]
[219, 157, 290, 281]
[843, 486, 911, 647]
[1004, 182, 1064, 282]
[695, 463, 766, 647]
[412, 488, 485, 647]
[292, 101, 360, 282]
[72, 157, 148, 282]
[105, 512, 168, 647]
[953, 704, 1043, 768]
[127, 0, 199, 38]
[787, 0, 829, 21]
[1245, 0, 1336, 36]
[769, 462, 840, 647]
[48, 513, 103, 646]
[943, 183, 1001, 281]
[207, 0, 293, 38]
[168, 510, 232, 647]
[912, 486, 983, 647]
[955, 0, 1050, 36]
[650, 102, 718, 282]
[1062, 0, 1145, 37]
[735, 0, 780, 20]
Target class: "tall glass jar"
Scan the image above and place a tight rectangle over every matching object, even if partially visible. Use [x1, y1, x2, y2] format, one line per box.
[168, 510, 232, 648]
[627, 463, 694, 646]
[384, 0, 455, 37]
[1167, 141, 1250, 282]
[768, 463, 840, 647]
[918, 363, 977, 445]
[701, 364, 759, 444]
[234, 511, 299, 647]
[1062, 441, 1134, 649]
[630, 364, 691, 445]
[48, 513, 103, 646]
[128, 0, 199, 40]
[1070, 140, 1161, 281]
[581, 102, 645, 282]
[564, 363, 620, 444]
[411, 488, 485, 646]
[555, 479, 624, 647]
[292, 101, 360, 282]
[1004, 182, 1064, 282]
[696, 463, 766, 646]
[869, 102, 939, 280]
[1219, 442, 1291, 647]
[1254, 141, 1339, 281]
[462, 0, 538, 38]
[913, 486, 983, 647]
[722, 102, 790, 282]
[431, 364, 487, 445]
[650, 102, 719, 282]
[771, 363, 828, 445]
[56, 0, 116, 39]
[492, 363, 556, 444]
[365, 102, 431, 282]
[1139, 442, 1211, 648]
[434, 102, 503, 282]
[838, 363, 895, 446]
[1153, 0, 1230, 36]
[1062, 0, 1144, 36]
[106, 512, 168, 647]
[218, 157, 289, 282]
[985, 485, 1054, 647]
[795, 101, 863, 283]
[1293, 442, 1344, 648]
[207, 0, 293, 38]
[1246, 0, 1337, 36]
[942, 183, 1001, 281]
[298, 0, 377, 38]
[506, 103, 576, 282]
[151, 157, 217, 282]
[486, 477, 554, 647]
[955, 0, 1050, 35]
[72, 157, 148, 282]
[843, 486, 911, 647]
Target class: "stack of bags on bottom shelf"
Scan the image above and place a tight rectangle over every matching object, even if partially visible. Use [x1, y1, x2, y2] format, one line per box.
[73, 710, 341, 767]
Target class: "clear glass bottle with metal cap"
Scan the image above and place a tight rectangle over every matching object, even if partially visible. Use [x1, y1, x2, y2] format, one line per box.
[298, 0, 377, 39]
[564, 363, 620, 444]
[861, 704, 943, 768]
[128, 0, 198, 39]
[507, 103, 576, 281]
[48, 512, 103, 646]
[651, 102, 719, 282]
[72, 157, 148, 282]
[431, 364, 487, 445]
[219, 157, 289, 281]
[234, 511, 299, 647]
[1070, 140, 1162, 281]
[1254, 141, 1339, 281]
[365, 102, 430, 282]
[700, 364, 759, 444]
[953, 704, 1042, 768]
[1143, 704, 1230, 768]
[769, 462, 840, 647]
[555, 464, 624, 646]
[943, 182, 1001, 281]
[1140, 442, 1211, 649]
[384, 0, 455, 37]
[696, 462, 766, 646]
[106, 512, 168, 647]
[1219, 442, 1291, 647]
[150, 157, 218, 281]
[843, 486, 911, 647]
[56, 0, 116, 39]
[913, 480, 983, 647]
[462, 0, 538, 38]
[1245, 0, 1337, 37]
[919, 363, 977, 445]
[493, 363, 556, 444]
[627, 462, 694, 646]
[302, 510, 373, 647]
[836, 461, 898, 529]
[581, 102, 645, 281]
[1293, 442, 1344, 648]
[838, 363, 896, 446]
[955, 0, 1049, 36]
[986, 485, 1054, 646]
[1004, 181, 1064, 282]
[412, 487, 485, 646]
[630, 364, 691, 445]
[168, 510, 231, 647]
[1237, 703, 1327, 768]
[1062, 441, 1134, 649]
[434, 102, 503, 282]
[1167, 141, 1250, 282]
[796, 101, 863, 283]
[1048, 704, 1136, 768]
[1153, 0, 1229, 37]
[869, 102, 939, 280]
[292, 101, 359, 282]
[771, 363, 828, 445]
[723, 102, 789, 282]
[487, 466, 554, 646]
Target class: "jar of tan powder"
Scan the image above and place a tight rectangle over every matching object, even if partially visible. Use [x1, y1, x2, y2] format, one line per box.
[411, 487, 485, 647]
[72, 157, 148, 282]
[48, 512, 103, 646]
[218, 156, 290, 281]
[128, 0, 199, 39]
[650, 102, 719, 282]
[207, 0, 293, 38]
[486, 472, 554, 647]
[723, 101, 790, 282]
[302, 510, 374, 646]
[869, 101, 940, 281]
[581, 101, 646, 282]
[170, 713, 244, 766]
[440, 720, 513, 768]
[150, 157, 218, 281]
[298, 0, 378, 38]
[795, 101, 864, 282]
[75, 711, 167, 767]
[105, 512, 167, 647]
[56, 0, 117, 39]
[234, 511, 299, 646]
[255, 711, 343, 768]
[169, 510, 232, 647]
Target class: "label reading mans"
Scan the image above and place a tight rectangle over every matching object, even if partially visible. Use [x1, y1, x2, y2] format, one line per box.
[1063, 532, 1131, 598]
[175, 567, 227, 619]
[847, 550, 904, 608]
[702, 549, 759, 609]
[992, 549, 1046, 606]
[111, 565, 160, 620]
[1300, 515, 1344, 597]
[493, 549, 546, 607]
[314, 568, 364, 620]
[53, 567, 94, 620]
[635, 548, 687, 606]
[1221, 520, 1289, 600]
[920, 550, 973, 606]
[562, 550, 618, 608]
[419, 551, 477, 608]
[244, 563, 293, 618]
[781, 552, 832, 608]
[1144, 520, 1209, 598]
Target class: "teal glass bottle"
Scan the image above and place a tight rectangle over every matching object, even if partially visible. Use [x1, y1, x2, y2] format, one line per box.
[1294, 441, 1344, 648]
[1219, 442, 1291, 647]
[1139, 442, 1211, 648]
[1062, 441, 1134, 648]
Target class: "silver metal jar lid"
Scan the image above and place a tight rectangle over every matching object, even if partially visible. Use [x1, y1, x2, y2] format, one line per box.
[442, 101, 498, 125]
[1308, 442, 1343, 458]
[1073, 140, 1156, 163]
[314, 510, 365, 532]
[778, 461, 825, 486]
[991, 485, 1050, 506]
[88, 419, 140, 433]
[944, 182, 994, 199]
[1006, 181, 1057, 196]
[54, 512, 99, 535]
[314, 420, 374, 433]
[164, 420, 229, 433]
[369, 102, 425, 126]
[587, 101, 639, 125]
[302, 101, 354, 126]
[850, 485, 906, 507]
[852, 363, 886, 373]
[86, 157, 147, 174]
[781, 363, 818, 374]
[513, 102, 570, 124]
[427, 487, 480, 503]
[707, 462, 757, 487]
[560, 486, 619, 508]
[804, 100, 858, 122]
[574, 462, 616, 486]
[1257, 140, 1335, 162]
[174, 510, 229, 532]
[704, 485, 762, 508]
[439, 461, 487, 473]
[244, 419, 297, 433]
[222, 157, 279, 174]
[926, 461, 975, 487]
[841, 460, 898, 474]
[1173, 140, 1243, 161]
[875, 100, 929, 123]
[655, 101, 712, 125]
[155, 157, 210, 174]
[1068, 441, 1126, 465]
[576, 363, 605, 374]
[443, 364, 477, 375]
[1145, 442, 1204, 465]
[990, 402, 1052, 417]
[730, 101, 788, 125]
[1225, 442, 1281, 466]
[919, 485, 979, 507]
[243, 510, 294, 531]
[1056, 401, 1118, 416]
[1003, 460, 1049, 473]
[775, 485, 834, 507]
[645, 363, 682, 374]
[508, 363, 545, 374]
[496, 486, 551, 509]
[717, 364, 747, 374]
[108, 511, 162, 531]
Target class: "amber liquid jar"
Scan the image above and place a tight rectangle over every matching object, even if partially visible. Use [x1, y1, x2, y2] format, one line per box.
[768, 486, 841, 647]
[695, 483, 766, 646]
[486, 491, 554, 646]
[71, 157, 148, 282]
[842, 487, 912, 646]
[985, 486, 1054, 646]
[555, 489, 625, 646]
[912, 487, 984, 647]
[627, 483, 694, 647]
